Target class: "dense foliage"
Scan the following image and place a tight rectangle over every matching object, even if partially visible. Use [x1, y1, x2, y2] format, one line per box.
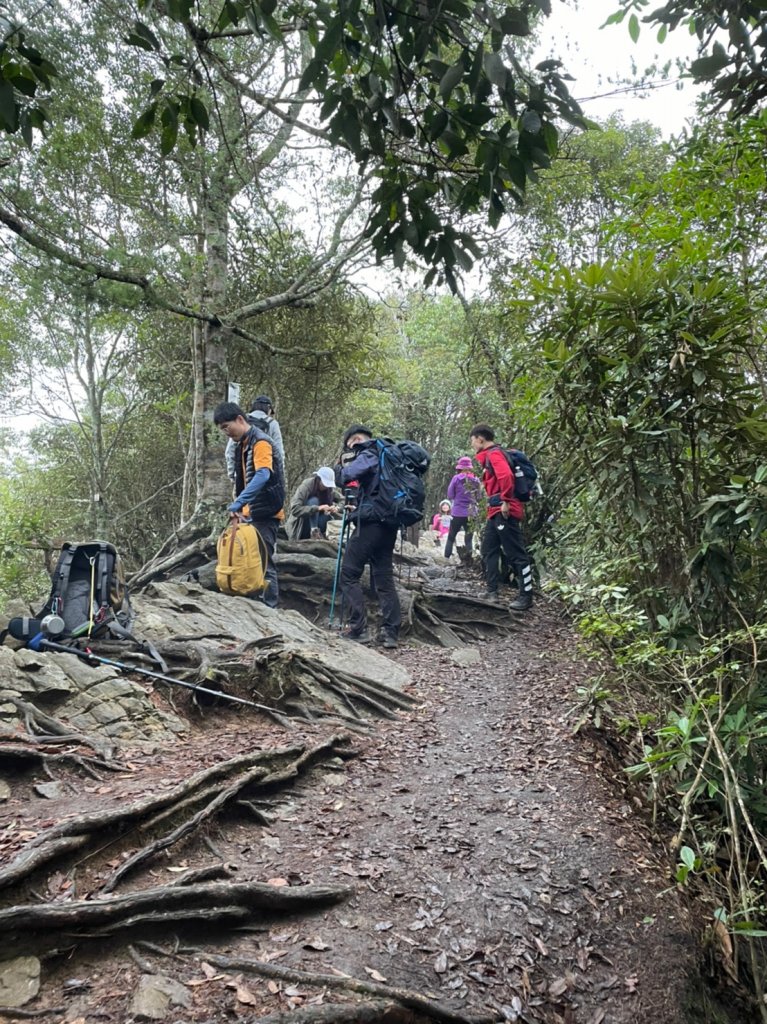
[521, 115, 767, 1015]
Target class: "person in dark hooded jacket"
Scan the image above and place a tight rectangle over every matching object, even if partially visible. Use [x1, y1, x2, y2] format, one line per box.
[334, 424, 401, 649]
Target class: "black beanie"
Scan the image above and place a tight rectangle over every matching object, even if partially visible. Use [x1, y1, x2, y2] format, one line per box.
[251, 395, 272, 413]
[343, 424, 373, 448]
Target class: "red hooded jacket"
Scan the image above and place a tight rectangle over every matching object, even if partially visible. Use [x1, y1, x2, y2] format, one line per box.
[475, 445, 524, 521]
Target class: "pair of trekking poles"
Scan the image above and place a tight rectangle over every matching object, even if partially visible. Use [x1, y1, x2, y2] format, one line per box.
[328, 498, 354, 628]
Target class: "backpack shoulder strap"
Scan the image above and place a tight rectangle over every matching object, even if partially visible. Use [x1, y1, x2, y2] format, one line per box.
[106, 618, 168, 674]
[95, 542, 112, 611]
[49, 545, 76, 607]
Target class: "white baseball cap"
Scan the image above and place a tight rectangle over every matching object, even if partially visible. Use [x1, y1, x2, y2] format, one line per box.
[316, 467, 335, 488]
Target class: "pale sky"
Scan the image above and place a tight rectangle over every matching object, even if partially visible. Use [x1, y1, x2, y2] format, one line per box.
[536, 0, 702, 136]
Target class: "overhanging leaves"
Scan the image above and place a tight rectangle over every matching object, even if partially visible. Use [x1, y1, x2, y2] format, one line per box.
[120, 0, 587, 282]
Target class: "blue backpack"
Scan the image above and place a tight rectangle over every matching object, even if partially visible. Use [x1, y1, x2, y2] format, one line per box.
[359, 439, 431, 528]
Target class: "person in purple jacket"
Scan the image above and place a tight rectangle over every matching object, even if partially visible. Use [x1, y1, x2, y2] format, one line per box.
[444, 456, 481, 559]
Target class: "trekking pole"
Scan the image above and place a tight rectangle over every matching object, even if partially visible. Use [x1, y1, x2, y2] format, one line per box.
[27, 636, 283, 716]
[328, 504, 349, 626]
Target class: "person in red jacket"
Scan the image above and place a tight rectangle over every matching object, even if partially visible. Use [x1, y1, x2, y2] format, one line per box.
[470, 424, 533, 611]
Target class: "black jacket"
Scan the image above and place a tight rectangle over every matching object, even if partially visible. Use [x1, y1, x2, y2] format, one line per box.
[338, 439, 383, 524]
[234, 425, 285, 521]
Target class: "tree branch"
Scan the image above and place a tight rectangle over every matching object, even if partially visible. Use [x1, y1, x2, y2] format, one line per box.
[0, 203, 327, 355]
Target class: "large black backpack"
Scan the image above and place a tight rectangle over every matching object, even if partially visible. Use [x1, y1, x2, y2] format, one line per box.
[39, 541, 132, 637]
[359, 439, 431, 528]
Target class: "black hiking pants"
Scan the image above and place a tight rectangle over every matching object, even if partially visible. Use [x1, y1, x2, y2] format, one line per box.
[444, 515, 473, 559]
[340, 522, 401, 637]
[253, 517, 279, 608]
[481, 514, 532, 594]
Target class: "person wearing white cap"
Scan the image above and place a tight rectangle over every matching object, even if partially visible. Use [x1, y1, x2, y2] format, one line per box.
[286, 467, 341, 540]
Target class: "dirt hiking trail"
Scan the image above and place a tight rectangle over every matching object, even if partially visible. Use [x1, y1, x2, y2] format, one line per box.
[0, 600, 701, 1024]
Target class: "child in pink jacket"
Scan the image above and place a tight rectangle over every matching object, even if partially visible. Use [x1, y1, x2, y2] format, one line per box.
[431, 500, 452, 546]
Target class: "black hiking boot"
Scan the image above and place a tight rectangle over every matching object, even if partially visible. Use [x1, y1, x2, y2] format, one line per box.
[342, 628, 372, 644]
[509, 591, 533, 612]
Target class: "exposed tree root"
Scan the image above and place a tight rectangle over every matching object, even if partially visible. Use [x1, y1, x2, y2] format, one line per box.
[131, 513, 217, 590]
[200, 953, 498, 1024]
[0, 737, 351, 892]
[91, 905, 252, 935]
[168, 863, 236, 886]
[102, 734, 348, 892]
[0, 879, 351, 937]
[100, 763, 270, 892]
[223, 647, 416, 722]
[1, 696, 115, 760]
[239, 1002, 413, 1024]
[0, 836, 90, 891]
[0, 742, 118, 778]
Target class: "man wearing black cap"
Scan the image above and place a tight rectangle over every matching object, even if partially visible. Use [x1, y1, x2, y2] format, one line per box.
[250, 395, 284, 469]
[335, 425, 401, 649]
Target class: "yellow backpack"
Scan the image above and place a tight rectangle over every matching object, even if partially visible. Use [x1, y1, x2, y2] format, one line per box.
[215, 520, 268, 596]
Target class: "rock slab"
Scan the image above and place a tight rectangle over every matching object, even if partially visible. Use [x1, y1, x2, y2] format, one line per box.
[451, 647, 482, 667]
[130, 973, 190, 1020]
[0, 956, 41, 1007]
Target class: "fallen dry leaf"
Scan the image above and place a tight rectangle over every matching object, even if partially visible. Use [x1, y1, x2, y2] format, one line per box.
[713, 918, 735, 972]
[433, 951, 448, 974]
[364, 967, 387, 983]
[235, 982, 258, 1005]
[303, 937, 330, 951]
[267, 877, 289, 887]
[549, 976, 569, 998]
